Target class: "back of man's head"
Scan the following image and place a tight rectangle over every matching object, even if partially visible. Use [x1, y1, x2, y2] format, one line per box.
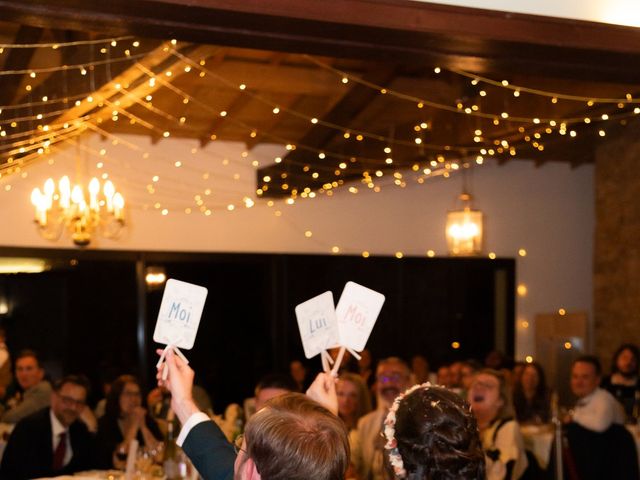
[245, 392, 349, 480]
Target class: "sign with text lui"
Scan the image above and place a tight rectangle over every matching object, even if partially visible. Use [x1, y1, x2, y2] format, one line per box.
[295, 291, 340, 359]
[335, 281, 385, 352]
[153, 278, 208, 350]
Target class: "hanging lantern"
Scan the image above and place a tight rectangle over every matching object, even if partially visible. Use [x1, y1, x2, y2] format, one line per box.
[446, 192, 483, 256]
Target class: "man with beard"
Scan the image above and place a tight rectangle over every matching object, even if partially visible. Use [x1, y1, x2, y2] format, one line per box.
[351, 357, 411, 480]
[0, 375, 96, 479]
[601, 344, 640, 419]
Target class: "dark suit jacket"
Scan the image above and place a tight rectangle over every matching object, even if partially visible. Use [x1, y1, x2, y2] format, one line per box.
[0, 406, 96, 480]
[565, 422, 640, 480]
[182, 420, 236, 480]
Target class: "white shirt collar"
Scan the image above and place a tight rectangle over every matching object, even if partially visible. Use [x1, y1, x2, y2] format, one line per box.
[50, 408, 67, 438]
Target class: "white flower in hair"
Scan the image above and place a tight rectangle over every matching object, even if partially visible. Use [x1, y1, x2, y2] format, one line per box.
[383, 382, 433, 479]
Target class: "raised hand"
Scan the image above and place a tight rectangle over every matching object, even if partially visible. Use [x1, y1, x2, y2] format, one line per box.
[306, 372, 339, 416]
[156, 348, 199, 423]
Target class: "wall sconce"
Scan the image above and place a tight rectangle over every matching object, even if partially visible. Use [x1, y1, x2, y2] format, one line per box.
[145, 266, 167, 290]
[446, 192, 484, 256]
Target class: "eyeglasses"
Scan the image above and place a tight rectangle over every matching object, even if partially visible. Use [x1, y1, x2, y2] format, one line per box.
[234, 434, 246, 454]
[59, 394, 86, 408]
[377, 373, 407, 383]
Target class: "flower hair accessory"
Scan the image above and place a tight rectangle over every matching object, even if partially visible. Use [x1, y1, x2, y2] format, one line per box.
[383, 382, 432, 479]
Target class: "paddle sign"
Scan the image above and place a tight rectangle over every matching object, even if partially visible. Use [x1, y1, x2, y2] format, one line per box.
[153, 278, 208, 349]
[335, 281, 385, 352]
[295, 282, 385, 374]
[154, 279, 208, 379]
[295, 291, 340, 359]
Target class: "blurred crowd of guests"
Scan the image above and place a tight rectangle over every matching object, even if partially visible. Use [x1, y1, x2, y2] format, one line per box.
[0, 323, 638, 480]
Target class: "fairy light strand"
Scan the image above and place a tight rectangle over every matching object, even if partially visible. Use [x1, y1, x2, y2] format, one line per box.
[304, 55, 632, 124]
[0, 36, 135, 49]
[448, 68, 639, 104]
[0, 51, 148, 76]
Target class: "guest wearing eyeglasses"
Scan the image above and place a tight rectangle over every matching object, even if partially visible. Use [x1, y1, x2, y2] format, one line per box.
[469, 369, 528, 480]
[351, 357, 412, 480]
[95, 374, 163, 469]
[0, 375, 96, 480]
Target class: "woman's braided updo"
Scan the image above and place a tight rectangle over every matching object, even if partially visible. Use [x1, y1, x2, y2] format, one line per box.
[388, 386, 485, 480]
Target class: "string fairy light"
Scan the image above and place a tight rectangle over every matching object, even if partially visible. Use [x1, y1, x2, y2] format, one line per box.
[0, 52, 149, 76]
[2, 41, 621, 209]
[168, 50, 485, 153]
[447, 68, 640, 105]
[304, 55, 635, 125]
[135, 64, 423, 169]
[133, 62, 485, 197]
[0, 36, 135, 50]
[0, 92, 93, 112]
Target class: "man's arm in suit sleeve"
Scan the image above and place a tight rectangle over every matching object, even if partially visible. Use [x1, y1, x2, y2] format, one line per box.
[178, 414, 236, 480]
[0, 419, 27, 478]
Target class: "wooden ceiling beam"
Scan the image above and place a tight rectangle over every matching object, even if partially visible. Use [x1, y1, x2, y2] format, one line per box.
[2, 1, 640, 82]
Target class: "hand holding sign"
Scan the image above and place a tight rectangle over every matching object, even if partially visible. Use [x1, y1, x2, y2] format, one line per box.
[295, 282, 385, 375]
[154, 279, 208, 380]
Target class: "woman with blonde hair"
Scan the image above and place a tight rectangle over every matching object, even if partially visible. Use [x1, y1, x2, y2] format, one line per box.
[468, 369, 528, 480]
[337, 372, 372, 431]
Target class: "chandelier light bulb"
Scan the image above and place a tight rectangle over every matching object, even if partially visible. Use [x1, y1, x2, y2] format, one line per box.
[44, 178, 55, 197]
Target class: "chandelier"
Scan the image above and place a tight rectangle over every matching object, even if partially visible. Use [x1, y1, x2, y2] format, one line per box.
[446, 191, 484, 256]
[30, 175, 125, 246]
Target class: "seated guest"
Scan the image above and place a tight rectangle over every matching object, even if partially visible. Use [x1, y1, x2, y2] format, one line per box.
[512, 362, 550, 424]
[382, 383, 485, 479]
[148, 383, 214, 421]
[95, 374, 163, 469]
[511, 361, 526, 388]
[337, 372, 372, 432]
[564, 356, 636, 480]
[359, 349, 374, 387]
[469, 369, 528, 480]
[437, 364, 452, 388]
[569, 355, 624, 432]
[485, 350, 508, 371]
[410, 354, 435, 385]
[460, 359, 482, 397]
[0, 375, 95, 479]
[450, 362, 463, 388]
[0, 327, 12, 399]
[351, 357, 412, 480]
[1, 349, 52, 423]
[601, 344, 640, 419]
[158, 348, 349, 480]
[244, 372, 298, 419]
[289, 359, 308, 392]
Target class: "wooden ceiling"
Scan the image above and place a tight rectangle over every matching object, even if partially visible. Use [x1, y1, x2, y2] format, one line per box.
[1, 0, 639, 198]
